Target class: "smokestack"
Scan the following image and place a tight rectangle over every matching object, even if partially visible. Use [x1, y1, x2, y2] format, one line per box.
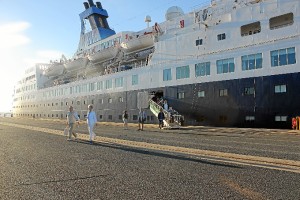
[88, 0, 95, 7]
[96, 2, 102, 9]
[83, 2, 89, 9]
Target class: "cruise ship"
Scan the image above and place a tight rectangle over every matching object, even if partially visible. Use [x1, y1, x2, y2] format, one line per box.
[13, 0, 300, 128]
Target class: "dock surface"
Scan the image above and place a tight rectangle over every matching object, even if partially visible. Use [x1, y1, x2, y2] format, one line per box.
[0, 117, 299, 199]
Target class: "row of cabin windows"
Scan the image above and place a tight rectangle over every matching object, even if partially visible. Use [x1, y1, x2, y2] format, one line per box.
[15, 97, 124, 109]
[196, 84, 286, 98]
[14, 113, 155, 121]
[163, 47, 296, 81]
[41, 74, 139, 100]
[15, 84, 287, 109]
[14, 113, 288, 123]
[196, 13, 294, 46]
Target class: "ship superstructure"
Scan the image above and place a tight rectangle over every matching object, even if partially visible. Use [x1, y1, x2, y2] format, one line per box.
[13, 0, 300, 128]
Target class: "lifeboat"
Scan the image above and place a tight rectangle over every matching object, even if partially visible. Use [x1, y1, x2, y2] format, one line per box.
[44, 62, 65, 77]
[64, 57, 89, 72]
[88, 46, 120, 63]
[121, 34, 154, 53]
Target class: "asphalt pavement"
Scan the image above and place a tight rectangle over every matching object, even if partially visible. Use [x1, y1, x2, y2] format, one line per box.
[0, 117, 299, 199]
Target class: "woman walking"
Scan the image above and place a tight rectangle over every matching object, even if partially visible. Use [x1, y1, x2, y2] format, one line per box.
[87, 105, 97, 144]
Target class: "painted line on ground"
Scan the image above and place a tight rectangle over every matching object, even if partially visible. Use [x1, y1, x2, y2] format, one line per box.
[1, 122, 300, 174]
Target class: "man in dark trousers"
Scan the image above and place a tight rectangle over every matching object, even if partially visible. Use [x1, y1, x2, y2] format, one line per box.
[157, 108, 165, 129]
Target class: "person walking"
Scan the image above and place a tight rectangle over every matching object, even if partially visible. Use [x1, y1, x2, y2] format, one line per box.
[87, 105, 97, 144]
[138, 108, 146, 131]
[158, 108, 165, 129]
[122, 110, 128, 130]
[66, 106, 80, 141]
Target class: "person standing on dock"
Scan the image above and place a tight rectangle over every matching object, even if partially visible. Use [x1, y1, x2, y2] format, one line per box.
[66, 106, 80, 141]
[122, 110, 128, 130]
[158, 108, 165, 129]
[87, 105, 97, 144]
[138, 108, 146, 131]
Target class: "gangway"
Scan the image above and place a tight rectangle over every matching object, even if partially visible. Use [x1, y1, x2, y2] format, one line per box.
[149, 99, 184, 129]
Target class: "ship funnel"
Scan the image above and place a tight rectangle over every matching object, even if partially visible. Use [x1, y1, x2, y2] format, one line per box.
[88, 0, 96, 7]
[83, 2, 89, 9]
[96, 2, 102, 9]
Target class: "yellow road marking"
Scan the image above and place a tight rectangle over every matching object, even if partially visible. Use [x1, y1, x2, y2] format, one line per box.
[1, 122, 300, 174]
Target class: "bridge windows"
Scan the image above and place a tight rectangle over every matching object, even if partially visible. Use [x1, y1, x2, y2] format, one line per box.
[275, 116, 287, 122]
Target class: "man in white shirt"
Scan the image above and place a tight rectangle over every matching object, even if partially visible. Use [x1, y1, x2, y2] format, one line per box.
[66, 106, 80, 141]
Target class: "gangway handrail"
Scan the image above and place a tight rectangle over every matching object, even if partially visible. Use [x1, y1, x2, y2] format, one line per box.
[149, 99, 184, 128]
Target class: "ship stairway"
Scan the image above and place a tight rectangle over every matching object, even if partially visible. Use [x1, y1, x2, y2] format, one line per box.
[149, 99, 183, 129]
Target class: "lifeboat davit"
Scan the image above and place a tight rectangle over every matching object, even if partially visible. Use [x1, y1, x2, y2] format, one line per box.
[44, 62, 65, 77]
[121, 34, 154, 53]
[88, 46, 120, 64]
[64, 57, 89, 72]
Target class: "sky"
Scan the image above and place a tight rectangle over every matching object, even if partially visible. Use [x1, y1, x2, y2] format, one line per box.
[0, 0, 209, 112]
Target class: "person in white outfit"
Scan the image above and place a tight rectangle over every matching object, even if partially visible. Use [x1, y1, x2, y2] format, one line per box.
[87, 105, 97, 144]
[66, 106, 80, 141]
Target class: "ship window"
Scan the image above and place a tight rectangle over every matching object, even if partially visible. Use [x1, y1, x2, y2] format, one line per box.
[219, 89, 228, 97]
[195, 62, 210, 77]
[119, 97, 123, 102]
[108, 115, 113, 120]
[275, 116, 287, 122]
[99, 99, 103, 104]
[108, 98, 112, 103]
[89, 83, 95, 91]
[242, 53, 262, 70]
[99, 115, 103, 119]
[241, 21, 261, 36]
[270, 13, 294, 30]
[245, 116, 255, 121]
[244, 87, 255, 95]
[163, 69, 172, 81]
[217, 58, 235, 74]
[198, 91, 205, 97]
[195, 39, 203, 46]
[176, 66, 190, 80]
[97, 81, 103, 90]
[271, 47, 296, 67]
[219, 115, 227, 122]
[177, 92, 185, 99]
[132, 74, 138, 85]
[105, 80, 112, 89]
[274, 84, 286, 93]
[217, 33, 226, 41]
[115, 77, 124, 88]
